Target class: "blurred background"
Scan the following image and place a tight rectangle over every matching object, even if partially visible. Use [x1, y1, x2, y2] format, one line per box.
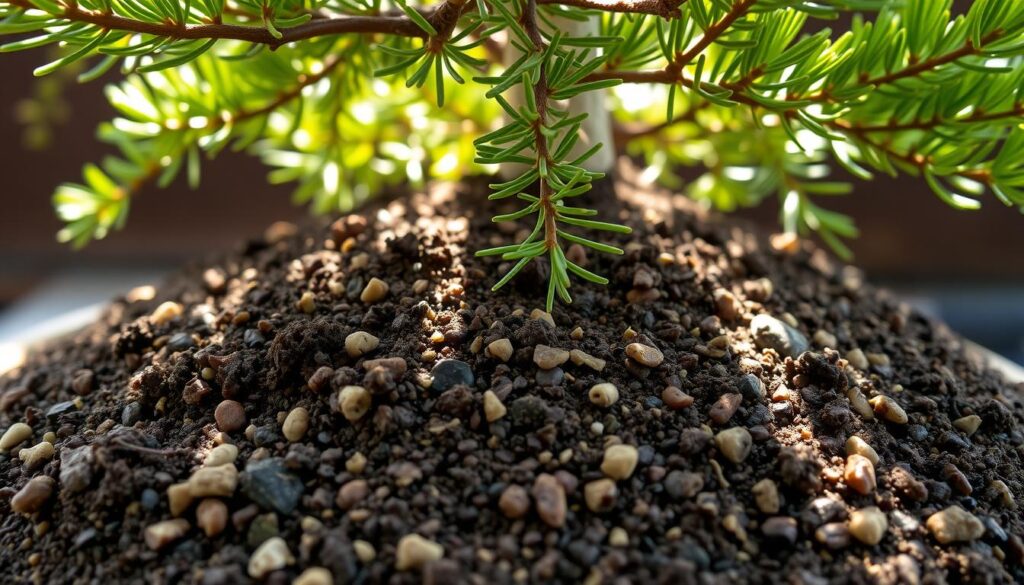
[1, 48, 1023, 365]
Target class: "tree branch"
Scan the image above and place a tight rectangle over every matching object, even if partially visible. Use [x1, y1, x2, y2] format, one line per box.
[836, 104, 1024, 133]
[830, 121, 993, 184]
[6, 0, 437, 44]
[7, 0, 687, 48]
[676, 0, 756, 65]
[522, 0, 558, 252]
[801, 29, 1007, 102]
[537, 0, 685, 17]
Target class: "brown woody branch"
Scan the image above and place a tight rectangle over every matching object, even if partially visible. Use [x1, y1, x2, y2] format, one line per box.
[521, 0, 559, 251]
[537, 0, 685, 17]
[8, 0, 428, 43]
[8, 0, 684, 49]
[834, 122, 993, 184]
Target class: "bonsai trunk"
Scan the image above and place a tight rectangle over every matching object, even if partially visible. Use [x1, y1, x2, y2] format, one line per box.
[501, 15, 618, 208]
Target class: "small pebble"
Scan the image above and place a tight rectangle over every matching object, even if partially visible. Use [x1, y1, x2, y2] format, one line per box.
[815, 522, 851, 550]
[813, 330, 837, 348]
[530, 309, 555, 327]
[196, 498, 228, 537]
[248, 536, 295, 578]
[498, 485, 530, 519]
[70, 369, 94, 396]
[569, 349, 606, 372]
[346, 452, 367, 474]
[846, 387, 874, 420]
[150, 301, 184, 325]
[844, 454, 876, 495]
[848, 506, 887, 545]
[714, 289, 742, 321]
[345, 331, 380, 358]
[353, 540, 376, 563]
[846, 348, 869, 370]
[335, 479, 369, 510]
[601, 444, 639, 480]
[953, 414, 981, 436]
[709, 393, 742, 425]
[294, 567, 333, 585]
[214, 400, 246, 433]
[430, 359, 474, 391]
[762, 517, 798, 544]
[845, 436, 879, 466]
[584, 478, 618, 513]
[990, 479, 1016, 509]
[752, 479, 780, 514]
[338, 386, 372, 422]
[360, 278, 390, 303]
[625, 343, 663, 367]
[144, 519, 190, 551]
[395, 534, 443, 571]
[11, 476, 54, 514]
[588, 383, 619, 408]
[609, 527, 629, 547]
[485, 339, 513, 362]
[869, 395, 908, 424]
[751, 314, 808, 357]
[19, 441, 54, 470]
[204, 443, 239, 467]
[483, 390, 507, 423]
[533, 345, 570, 369]
[297, 291, 316, 314]
[282, 407, 309, 442]
[738, 374, 765, 402]
[0, 422, 32, 451]
[662, 387, 694, 409]
[188, 464, 239, 498]
[167, 482, 193, 516]
[532, 473, 567, 528]
[926, 505, 985, 544]
[664, 470, 703, 499]
[715, 427, 752, 463]
[570, 326, 584, 340]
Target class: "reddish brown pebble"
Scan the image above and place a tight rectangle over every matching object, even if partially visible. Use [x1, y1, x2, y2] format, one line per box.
[531, 473, 567, 528]
[70, 369, 94, 396]
[182, 377, 212, 405]
[709, 393, 742, 424]
[196, 499, 228, 537]
[662, 387, 694, 410]
[844, 454, 876, 495]
[336, 479, 370, 510]
[11, 476, 54, 514]
[214, 400, 246, 433]
[498, 485, 530, 519]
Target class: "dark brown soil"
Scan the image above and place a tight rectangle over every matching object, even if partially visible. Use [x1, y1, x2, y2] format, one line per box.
[1, 177, 1022, 585]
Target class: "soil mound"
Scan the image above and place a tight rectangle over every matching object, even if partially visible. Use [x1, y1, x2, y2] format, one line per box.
[1, 179, 1022, 584]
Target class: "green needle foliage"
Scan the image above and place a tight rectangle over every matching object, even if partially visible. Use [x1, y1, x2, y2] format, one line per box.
[2, 0, 1024, 309]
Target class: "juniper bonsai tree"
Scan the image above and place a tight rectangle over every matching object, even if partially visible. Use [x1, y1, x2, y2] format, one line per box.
[2, 0, 1024, 310]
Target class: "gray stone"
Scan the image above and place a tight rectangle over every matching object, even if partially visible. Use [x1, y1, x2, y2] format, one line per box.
[751, 315, 808, 358]
[431, 360, 474, 392]
[59, 445, 94, 494]
[241, 458, 304, 515]
[122, 402, 142, 426]
[46, 400, 76, 420]
[738, 373, 765, 401]
[535, 367, 564, 387]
